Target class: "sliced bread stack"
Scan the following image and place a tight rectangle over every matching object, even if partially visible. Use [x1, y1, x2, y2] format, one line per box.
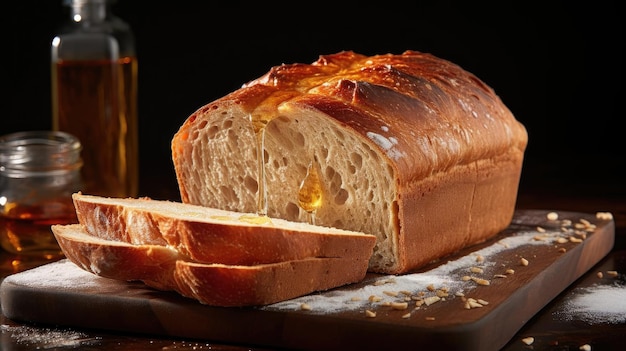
[52, 193, 376, 306]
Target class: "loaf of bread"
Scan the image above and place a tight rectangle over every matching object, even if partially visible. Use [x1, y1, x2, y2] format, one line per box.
[52, 224, 371, 306]
[71, 193, 375, 265]
[172, 50, 528, 274]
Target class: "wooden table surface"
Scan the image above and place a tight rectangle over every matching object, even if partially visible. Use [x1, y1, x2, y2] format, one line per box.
[1, 175, 625, 351]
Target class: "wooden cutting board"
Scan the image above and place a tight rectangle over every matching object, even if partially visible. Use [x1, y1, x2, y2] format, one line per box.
[0, 210, 615, 351]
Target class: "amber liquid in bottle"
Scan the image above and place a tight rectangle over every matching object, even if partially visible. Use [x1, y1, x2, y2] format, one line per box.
[52, 57, 138, 198]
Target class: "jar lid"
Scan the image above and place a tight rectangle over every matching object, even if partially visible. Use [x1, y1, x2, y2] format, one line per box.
[0, 131, 82, 173]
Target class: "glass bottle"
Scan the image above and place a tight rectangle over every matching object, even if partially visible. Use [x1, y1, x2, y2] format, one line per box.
[0, 131, 83, 259]
[51, 0, 138, 198]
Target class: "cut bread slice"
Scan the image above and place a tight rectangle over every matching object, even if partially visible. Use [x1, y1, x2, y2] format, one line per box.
[52, 224, 371, 306]
[72, 193, 376, 266]
[52, 224, 180, 291]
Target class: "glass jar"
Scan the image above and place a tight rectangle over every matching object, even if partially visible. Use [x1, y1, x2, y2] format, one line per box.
[0, 131, 83, 258]
[51, 0, 138, 198]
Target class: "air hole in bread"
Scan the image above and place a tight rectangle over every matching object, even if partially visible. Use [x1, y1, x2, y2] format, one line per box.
[227, 128, 238, 143]
[367, 145, 380, 162]
[320, 146, 329, 160]
[285, 202, 300, 220]
[205, 125, 219, 139]
[350, 152, 363, 170]
[334, 188, 349, 205]
[196, 119, 208, 130]
[219, 185, 239, 205]
[326, 166, 344, 195]
[334, 129, 345, 141]
[324, 165, 335, 180]
[243, 175, 258, 194]
[263, 149, 270, 165]
[332, 219, 344, 228]
[222, 119, 233, 129]
[348, 164, 357, 175]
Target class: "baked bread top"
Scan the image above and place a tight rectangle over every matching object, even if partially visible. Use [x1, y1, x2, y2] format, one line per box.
[188, 50, 527, 182]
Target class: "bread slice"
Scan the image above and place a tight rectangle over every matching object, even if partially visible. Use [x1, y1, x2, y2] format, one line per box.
[51, 224, 180, 291]
[52, 224, 370, 306]
[72, 193, 376, 265]
[171, 50, 528, 274]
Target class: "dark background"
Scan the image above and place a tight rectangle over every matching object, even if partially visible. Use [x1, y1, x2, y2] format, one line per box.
[4, 0, 624, 202]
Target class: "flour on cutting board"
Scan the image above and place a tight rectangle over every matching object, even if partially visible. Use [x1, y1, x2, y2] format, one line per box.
[0, 324, 100, 349]
[265, 229, 561, 314]
[3, 259, 101, 290]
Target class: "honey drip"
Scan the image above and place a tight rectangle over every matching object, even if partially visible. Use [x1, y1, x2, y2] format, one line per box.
[250, 114, 270, 217]
[298, 161, 323, 225]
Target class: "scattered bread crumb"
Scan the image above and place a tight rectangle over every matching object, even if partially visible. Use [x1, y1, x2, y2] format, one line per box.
[596, 212, 613, 220]
[547, 212, 559, 221]
[300, 303, 311, 311]
[471, 277, 490, 286]
[368, 295, 383, 302]
[423, 296, 441, 306]
[521, 336, 534, 345]
[391, 302, 409, 310]
[597, 271, 603, 279]
[470, 267, 484, 274]
[579, 344, 591, 351]
[556, 237, 569, 244]
[520, 257, 529, 266]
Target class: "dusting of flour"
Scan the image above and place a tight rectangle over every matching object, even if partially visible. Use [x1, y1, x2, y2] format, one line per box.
[3, 259, 102, 290]
[264, 229, 558, 313]
[555, 284, 626, 324]
[0, 324, 101, 349]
